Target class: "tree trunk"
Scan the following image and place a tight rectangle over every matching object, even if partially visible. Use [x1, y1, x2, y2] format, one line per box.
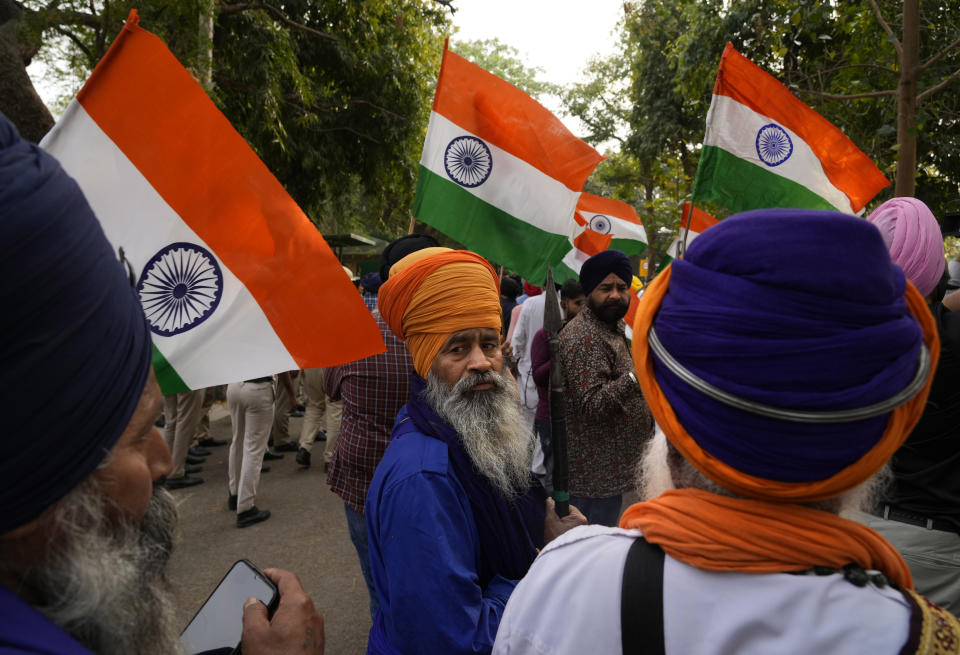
[0, 3, 54, 143]
[895, 0, 919, 197]
[197, 0, 215, 94]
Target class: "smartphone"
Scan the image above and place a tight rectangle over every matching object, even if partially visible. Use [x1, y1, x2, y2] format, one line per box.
[180, 559, 279, 655]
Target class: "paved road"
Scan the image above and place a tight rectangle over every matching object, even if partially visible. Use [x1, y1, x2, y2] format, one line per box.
[166, 406, 371, 654]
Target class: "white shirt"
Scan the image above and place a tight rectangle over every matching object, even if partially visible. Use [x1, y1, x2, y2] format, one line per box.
[494, 525, 913, 655]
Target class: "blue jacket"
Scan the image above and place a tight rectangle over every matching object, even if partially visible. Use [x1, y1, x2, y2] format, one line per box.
[0, 584, 93, 654]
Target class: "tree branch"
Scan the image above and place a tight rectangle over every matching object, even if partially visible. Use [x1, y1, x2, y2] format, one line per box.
[785, 63, 898, 86]
[868, 0, 901, 58]
[52, 24, 92, 61]
[920, 34, 960, 73]
[316, 126, 380, 143]
[217, 2, 338, 41]
[798, 87, 898, 100]
[918, 65, 960, 102]
[349, 98, 405, 121]
[431, 0, 456, 15]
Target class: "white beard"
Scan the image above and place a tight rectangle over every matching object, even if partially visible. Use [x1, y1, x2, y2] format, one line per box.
[425, 369, 534, 498]
[24, 479, 182, 655]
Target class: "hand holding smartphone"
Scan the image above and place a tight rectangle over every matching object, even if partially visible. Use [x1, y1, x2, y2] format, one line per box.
[180, 559, 278, 655]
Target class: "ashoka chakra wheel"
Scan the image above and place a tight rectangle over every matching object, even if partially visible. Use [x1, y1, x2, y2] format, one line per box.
[444, 136, 493, 188]
[137, 242, 224, 337]
[755, 124, 794, 167]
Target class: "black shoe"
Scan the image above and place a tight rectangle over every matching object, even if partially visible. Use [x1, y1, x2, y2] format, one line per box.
[296, 403, 306, 412]
[228, 494, 237, 510]
[185, 464, 203, 474]
[186, 454, 205, 465]
[260, 465, 271, 473]
[155, 415, 166, 428]
[237, 506, 271, 528]
[165, 475, 204, 490]
[314, 429, 327, 442]
[275, 442, 299, 453]
[189, 446, 211, 457]
[296, 447, 311, 467]
[198, 437, 228, 447]
[263, 450, 284, 461]
[288, 409, 304, 418]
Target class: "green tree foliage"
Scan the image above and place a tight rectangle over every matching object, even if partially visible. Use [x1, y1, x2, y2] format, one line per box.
[451, 37, 558, 100]
[7, 0, 452, 236]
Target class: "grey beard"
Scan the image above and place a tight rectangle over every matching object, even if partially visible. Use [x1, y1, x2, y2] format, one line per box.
[28, 479, 182, 655]
[425, 369, 534, 499]
[638, 425, 892, 515]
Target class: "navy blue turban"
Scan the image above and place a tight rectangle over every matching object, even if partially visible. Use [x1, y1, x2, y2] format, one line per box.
[0, 114, 152, 533]
[579, 250, 633, 295]
[361, 271, 382, 293]
[650, 209, 925, 484]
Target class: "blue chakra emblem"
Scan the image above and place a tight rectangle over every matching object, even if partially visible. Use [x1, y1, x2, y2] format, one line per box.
[755, 123, 793, 167]
[444, 136, 493, 188]
[137, 242, 223, 337]
[588, 214, 612, 234]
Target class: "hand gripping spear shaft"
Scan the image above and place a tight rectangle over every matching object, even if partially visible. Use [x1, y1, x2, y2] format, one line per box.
[542, 265, 569, 517]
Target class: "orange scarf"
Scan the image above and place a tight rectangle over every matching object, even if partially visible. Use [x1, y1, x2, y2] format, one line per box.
[619, 488, 913, 588]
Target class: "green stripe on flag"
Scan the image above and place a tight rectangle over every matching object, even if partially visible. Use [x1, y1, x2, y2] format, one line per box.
[152, 345, 189, 395]
[693, 146, 837, 213]
[413, 166, 572, 284]
[609, 238, 648, 257]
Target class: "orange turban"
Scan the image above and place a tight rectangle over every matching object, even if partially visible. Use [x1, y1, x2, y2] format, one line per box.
[377, 249, 501, 377]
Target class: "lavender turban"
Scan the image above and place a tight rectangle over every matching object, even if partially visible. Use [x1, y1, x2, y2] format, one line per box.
[0, 114, 152, 533]
[867, 197, 944, 297]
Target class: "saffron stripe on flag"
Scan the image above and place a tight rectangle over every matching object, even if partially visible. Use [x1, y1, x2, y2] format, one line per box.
[713, 44, 888, 212]
[696, 145, 837, 213]
[44, 102, 301, 389]
[71, 17, 382, 368]
[413, 166, 572, 282]
[433, 48, 602, 191]
[702, 95, 853, 212]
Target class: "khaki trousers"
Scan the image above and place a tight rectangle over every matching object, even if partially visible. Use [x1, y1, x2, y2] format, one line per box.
[270, 378, 292, 447]
[324, 398, 343, 464]
[227, 381, 274, 514]
[163, 389, 205, 477]
[193, 386, 216, 445]
[298, 368, 326, 452]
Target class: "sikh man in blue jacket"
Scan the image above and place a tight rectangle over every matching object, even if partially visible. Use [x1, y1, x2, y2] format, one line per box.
[366, 248, 586, 654]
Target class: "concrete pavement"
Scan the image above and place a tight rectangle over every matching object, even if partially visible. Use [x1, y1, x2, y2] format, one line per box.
[166, 406, 371, 654]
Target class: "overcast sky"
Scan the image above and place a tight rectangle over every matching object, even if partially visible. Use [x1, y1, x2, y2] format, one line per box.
[451, 0, 625, 135]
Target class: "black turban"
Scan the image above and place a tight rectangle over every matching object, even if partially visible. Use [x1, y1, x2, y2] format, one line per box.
[579, 250, 633, 295]
[0, 114, 152, 534]
[361, 271, 383, 293]
[379, 233, 440, 281]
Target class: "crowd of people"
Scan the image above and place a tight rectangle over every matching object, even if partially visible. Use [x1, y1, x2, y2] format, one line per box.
[4, 103, 960, 655]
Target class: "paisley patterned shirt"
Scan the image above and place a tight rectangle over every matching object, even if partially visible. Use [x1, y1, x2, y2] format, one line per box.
[557, 305, 653, 497]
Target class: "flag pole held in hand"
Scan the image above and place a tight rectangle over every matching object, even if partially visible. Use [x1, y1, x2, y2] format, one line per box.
[542, 265, 569, 517]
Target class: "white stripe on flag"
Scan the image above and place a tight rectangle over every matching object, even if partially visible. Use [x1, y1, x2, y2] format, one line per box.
[703, 95, 853, 213]
[43, 101, 299, 387]
[420, 112, 580, 236]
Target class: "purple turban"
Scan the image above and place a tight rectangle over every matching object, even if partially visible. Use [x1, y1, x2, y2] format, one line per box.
[650, 209, 925, 483]
[0, 114, 152, 533]
[866, 197, 944, 297]
[579, 250, 633, 295]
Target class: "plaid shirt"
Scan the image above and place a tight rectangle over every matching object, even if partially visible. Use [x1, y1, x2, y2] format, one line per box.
[325, 310, 413, 513]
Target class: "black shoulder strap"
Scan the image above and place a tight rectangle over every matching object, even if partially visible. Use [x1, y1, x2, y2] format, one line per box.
[621, 537, 665, 655]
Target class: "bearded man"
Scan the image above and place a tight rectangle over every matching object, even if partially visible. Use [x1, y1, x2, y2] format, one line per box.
[558, 250, 654, 526]
[367, 248, 586, 655]
[492, 210, 960, 655]
[0, 114, 323, 655]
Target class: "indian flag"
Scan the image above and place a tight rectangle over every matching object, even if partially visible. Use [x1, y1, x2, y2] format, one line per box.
[414, 46, 603, 284]
[41, 11, 384, 395]
[665, 203, 719, 260]
[556, 193, 647, 281]
[693, 43, 889, 214]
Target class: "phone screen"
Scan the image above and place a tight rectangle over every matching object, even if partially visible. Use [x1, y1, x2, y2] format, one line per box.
[180, 560, 278, 655]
